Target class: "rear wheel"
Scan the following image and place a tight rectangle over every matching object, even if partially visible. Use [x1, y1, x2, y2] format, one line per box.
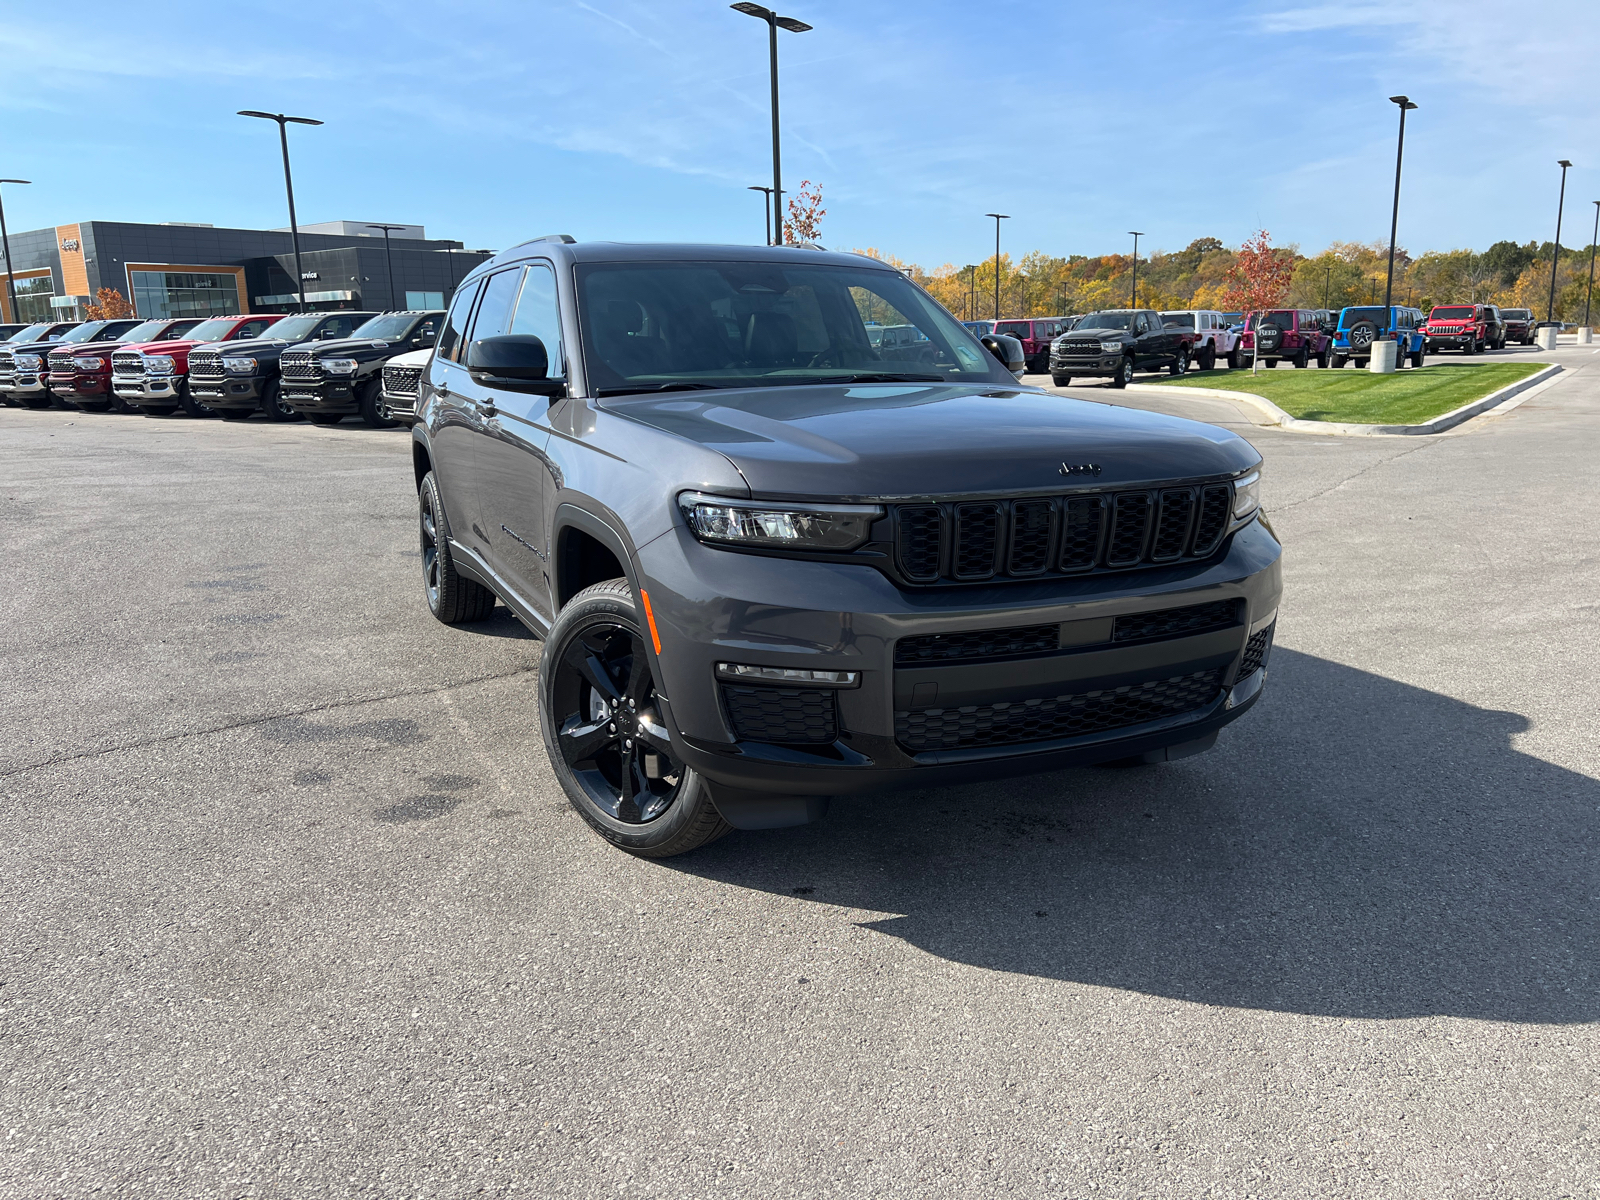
[539, 579, 733, 858]
[418, 471, 496, 624]
[1197, 344, 1217, 371]
[1109, 356, 1133, 388]
[1051, 374, 1071, 388]
[1292, 344, 1309, 368]
[358, 379, 396, 428]
[259, 379, 301, 423]
[1168, 347, 1189, 376]
[1227, 344, 1245, 369]
[1410, 346, 1425, 368]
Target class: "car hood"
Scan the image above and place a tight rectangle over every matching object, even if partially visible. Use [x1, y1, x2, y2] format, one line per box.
[45, 339, 128, 356]
[129, 339, 207, 354]
[1065, 325, 1131, 337]
[296, 336, 403, 359]
[603, 381, 1258, 499]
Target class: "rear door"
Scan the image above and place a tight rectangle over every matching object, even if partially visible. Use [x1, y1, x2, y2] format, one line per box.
[424, 278, 488, 546]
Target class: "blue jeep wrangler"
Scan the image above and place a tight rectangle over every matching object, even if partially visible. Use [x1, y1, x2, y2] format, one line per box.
[1330, 305, 1427, 369]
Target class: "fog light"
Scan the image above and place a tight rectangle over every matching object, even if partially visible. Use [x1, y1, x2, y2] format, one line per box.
[715, 662, 860, 687]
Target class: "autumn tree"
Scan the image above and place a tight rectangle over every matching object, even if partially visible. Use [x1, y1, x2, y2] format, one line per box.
[1220, 230, 1295, 312]
[784, 181, 825, 245]
[85, 287, 133, 320]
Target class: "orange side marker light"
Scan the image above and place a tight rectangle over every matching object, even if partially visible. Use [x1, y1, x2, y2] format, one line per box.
[640, 589, 663, 655]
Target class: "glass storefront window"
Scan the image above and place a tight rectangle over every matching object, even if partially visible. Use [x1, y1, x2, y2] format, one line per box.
[405, 291, 444, 310]
[130, 271, 241, 319]
[13, 277, 56, 323]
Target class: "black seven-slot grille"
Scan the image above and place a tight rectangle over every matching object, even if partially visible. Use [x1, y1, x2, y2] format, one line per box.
[188, 350, 224, 381]
[280, 350, 321, 382]
[894, 484, 1233, 584]
[896, 668, 1225, 754]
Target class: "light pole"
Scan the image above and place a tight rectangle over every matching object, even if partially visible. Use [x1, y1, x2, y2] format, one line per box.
[366, 224, 405, 310]
[985, 214, 1009, 318]
[748, 185, 775, 245]
[963, 264, 976, 320]
[731, 4, 811, 247]
[1382, 95, 1417, 330]
[239, 111, 322, 313]
[1128, 232, 1143, 307]
[1322, 261, 1333, 310]
[1548, 160, 1572, 324]
[1585, 200, 1599, 330]
[0, 178, 28, 324]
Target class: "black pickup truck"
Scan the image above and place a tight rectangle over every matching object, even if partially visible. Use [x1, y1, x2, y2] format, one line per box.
[186, 310, 376, 421]
[1049, 309, 1197, 388]
[277, 311, 445, 426]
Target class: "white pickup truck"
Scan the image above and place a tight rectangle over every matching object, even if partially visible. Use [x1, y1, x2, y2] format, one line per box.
[1160, 310, 1243, 370]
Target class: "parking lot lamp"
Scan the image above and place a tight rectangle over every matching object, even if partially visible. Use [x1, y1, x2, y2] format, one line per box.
[1585, 200, 1599, 329]
[985, 214, 1009, 318]
[238, 111, 322, 313]
[1128, 232, 1143, 307]
[366, 224, 406, 310]
[1382, 96, 1417, 331]
[1547, 160, 1572, 323]
[731, 4, 811, 247]
[0, 178, 28, 324]
[1322, 261, 1333, 310]
[748, 185, 775, 245]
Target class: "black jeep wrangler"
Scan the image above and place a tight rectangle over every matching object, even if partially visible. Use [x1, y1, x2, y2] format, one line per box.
[411, 240, 1281, 856]
[278, 311, 444, 426]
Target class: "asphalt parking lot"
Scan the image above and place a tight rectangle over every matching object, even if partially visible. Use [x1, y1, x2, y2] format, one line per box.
[3, 342, 1598, 1198]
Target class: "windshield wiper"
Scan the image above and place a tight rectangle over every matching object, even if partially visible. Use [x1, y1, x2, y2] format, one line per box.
[840, 372, 944, 383]
[593, 382, 728, 397]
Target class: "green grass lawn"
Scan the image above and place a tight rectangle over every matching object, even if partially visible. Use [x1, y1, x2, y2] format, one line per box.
[1154, 361, 1548, 425]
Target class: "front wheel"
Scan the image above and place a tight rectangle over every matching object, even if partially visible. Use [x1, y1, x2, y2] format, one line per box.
[359, 379, 397, 428]
[1227, 345, 1245, 369]
[1168, 347, 1189, 376]
[1109, 357, 1133, 388]
[540, 579, 733, 858]
[176, 382, 215, 419]
[1462, 337, 1477, 356]
[1051, 374, 1071, 388]
[1198, 344, 1217, 371]
[1315, 343, 1331, 369]
[259, 379, 301, 423]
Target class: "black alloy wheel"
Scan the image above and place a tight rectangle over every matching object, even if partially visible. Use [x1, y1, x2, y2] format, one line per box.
[418, 471, 495, 624]
[1198, 344, 1217, 371]
[260, 380, 302, 423]
[1228, 344, 1245, 369]
[1109, 357, 1134, 388]
[176, 381, 215, 419]
[359, 379, 397, 428]
[539, 579, 732, 858]
[1168, 347, 1189, 376]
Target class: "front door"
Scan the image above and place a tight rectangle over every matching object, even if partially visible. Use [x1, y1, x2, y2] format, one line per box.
[469, 261, 563, 622]
[424, 279, 488, 553]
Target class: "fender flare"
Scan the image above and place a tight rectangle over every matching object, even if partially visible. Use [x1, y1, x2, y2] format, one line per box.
[552, 499, 645, 606]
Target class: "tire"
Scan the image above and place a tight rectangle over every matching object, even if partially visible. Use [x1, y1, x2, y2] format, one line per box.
[1109, 356, 1133, 388]
[539, 578, 733, 858]
[1227, 344, 1244, 369]
[418, 470, 496, 625]
[1168, 347, 1189, 376]
[1462, 337, 1476, 356]
[307, 412, 344, 425]
[359, 379, 397, 428]
[1292, 344, 1309, 368]
[176, 381, 214, 419]
[1347, 320, 1377, 354]
[1256, 323, 1283, 355]
[259, 379, 301, 423]
[1410, 347, 1425, 369]
[1051, 374, 1071, 388]
[1198, 344, 1217, 371]
[1331, 353, 1347, 369]
[1315, 343, 1331, 369]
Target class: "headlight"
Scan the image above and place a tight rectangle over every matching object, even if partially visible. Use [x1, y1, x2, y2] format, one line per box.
[14, 354, 42, 370]
[322, 358, 360, 374]
[678, 491, 883, 551]
[1099, 341, 1124, 354]
[143, 355, 175, 374]
[222, 357, 257, 374]
[1232, 470, 1261, 520]
[72, 357, 105, 370]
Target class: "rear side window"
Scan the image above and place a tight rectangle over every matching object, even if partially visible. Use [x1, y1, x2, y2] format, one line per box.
[437, 281, 482, 364]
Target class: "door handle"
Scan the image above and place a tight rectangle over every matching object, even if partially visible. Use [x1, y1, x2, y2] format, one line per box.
[436, 382, 451, 397]
[477, 399, 498, 418]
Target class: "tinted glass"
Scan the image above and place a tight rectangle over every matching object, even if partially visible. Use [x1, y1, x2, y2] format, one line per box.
[59, 323, 111, 344]
[437, 283, 480, 363]
[181, 318, 243, 343]
[351, 314, 419, 340]
[260, 314, 325, 342]
[995, 321, 1031, 338]
[469, 268, 525, 343]
[1076, 312, 1134, 331]
[508, 263, 564, 378]
[1431, 306, 1476, 320]
[115, 320, 171, 343]
[1161, 312, 1196, 329]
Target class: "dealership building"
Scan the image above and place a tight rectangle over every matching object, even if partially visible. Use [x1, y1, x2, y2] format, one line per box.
[0, 219, 494, 323]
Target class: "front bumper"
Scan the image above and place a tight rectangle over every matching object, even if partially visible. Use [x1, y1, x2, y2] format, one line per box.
[280, 378, 360, 413]
[189, 375, 265, 409]
[1, 371, 48, 397]
[48, 372, 111, 402]
[380, 388, 419, 424]
[636, 516, 1283, 796]
[1050, 354, 1122, 377]
[113, 374, 184, 401]
[1425, 333, 1473, 348]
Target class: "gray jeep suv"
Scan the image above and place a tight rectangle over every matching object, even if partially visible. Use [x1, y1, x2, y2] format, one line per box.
[412, 239, 1282, 857]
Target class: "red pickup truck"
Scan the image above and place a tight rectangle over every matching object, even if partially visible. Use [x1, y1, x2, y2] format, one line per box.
[111, 313, 283, 417]
[48, 317, 202, 411]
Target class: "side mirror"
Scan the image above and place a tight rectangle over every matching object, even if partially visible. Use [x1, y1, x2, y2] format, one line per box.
[979, 334, 1013, 366]
[467, 334, 564, 395]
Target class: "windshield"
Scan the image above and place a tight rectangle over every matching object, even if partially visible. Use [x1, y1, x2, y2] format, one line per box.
[116, 321, 170, 343]
[180, 318, 242, 343]
[9, 323, 56, 343]
[1075, 312, 1134, 331]
[1430, 306, 1475, 320]
[1161, 312, 1196, 329]
[59, 322, 112, 344]
[1501, 309, 1531, 319]
[576, 260, 1005, 394]
[1250, 310, 1296, 329]
[1339, 307, 1388, 328]
[262, 314, 328, 342]
[994, 321, 1032, 337]
[352, 314, 417, 340]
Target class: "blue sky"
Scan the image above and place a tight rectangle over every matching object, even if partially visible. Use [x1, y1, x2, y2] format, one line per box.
[2, 1, 1596, 267]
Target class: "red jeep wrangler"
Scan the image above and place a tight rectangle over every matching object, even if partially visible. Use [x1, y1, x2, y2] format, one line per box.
[1424, 304, 1501, 354]
[992, 317, 1071, 374]
[1239, 309, 1333, 368]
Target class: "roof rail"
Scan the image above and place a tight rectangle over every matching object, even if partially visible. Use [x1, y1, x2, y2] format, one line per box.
[508, 233, 577, 250]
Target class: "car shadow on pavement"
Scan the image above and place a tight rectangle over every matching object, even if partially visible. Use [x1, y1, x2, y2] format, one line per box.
[670, 648, 1597, 1024]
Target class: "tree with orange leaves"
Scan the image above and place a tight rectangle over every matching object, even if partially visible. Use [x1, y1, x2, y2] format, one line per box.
[84, 288, 134, 320]
[1221, 230, 1295, 312]
[784, 181, 825, 245]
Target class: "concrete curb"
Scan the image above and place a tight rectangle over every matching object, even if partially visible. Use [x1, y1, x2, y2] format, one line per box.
[1126, 362, 1564, 437]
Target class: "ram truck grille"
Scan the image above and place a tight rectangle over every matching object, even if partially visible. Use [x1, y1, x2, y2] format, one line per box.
[187, 350, 224, 381]
[112, 352, 144, 377]
[280, 351, 322, 382]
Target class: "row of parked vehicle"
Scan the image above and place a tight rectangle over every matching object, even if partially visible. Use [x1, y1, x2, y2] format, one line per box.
[0, 310, 439, 427]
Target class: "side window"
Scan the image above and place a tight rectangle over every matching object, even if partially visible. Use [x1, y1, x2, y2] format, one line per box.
[320, 316, 352, 339]
[508, 263, 565, 379]
[436, 281, 482, 364]
[469, 268, 526, 346]
[233, 320, 271, 339]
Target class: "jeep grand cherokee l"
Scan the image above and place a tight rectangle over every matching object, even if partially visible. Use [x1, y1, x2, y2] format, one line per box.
[410, 240, 1281, 858]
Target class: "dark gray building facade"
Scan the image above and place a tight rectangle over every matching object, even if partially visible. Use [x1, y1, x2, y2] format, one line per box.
[0, 219, 493, 323]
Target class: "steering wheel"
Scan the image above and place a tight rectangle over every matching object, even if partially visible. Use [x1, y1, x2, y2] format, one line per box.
[806, 346, 844, 369]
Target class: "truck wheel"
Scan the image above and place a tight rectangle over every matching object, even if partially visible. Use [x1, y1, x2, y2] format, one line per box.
[1198, 345, 1216, 371]
[1410, 346, 1425, 368]
[177, 383, 215, 419]
[259, 380, 301, 423]
[1051, 374, 1071, 387]
[1315, 343, 1331, 369]
[540, 578, 733, 859]
[1168, 347, 1189, 376]
[1227, 345, 1244, 369]
[359, 379, 397, 428]
[1109, 357, 1133, 388]
[1463, 337, 1476, 355]
[1292, 345, 1309, 368]
[419, 470, 496, 625]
